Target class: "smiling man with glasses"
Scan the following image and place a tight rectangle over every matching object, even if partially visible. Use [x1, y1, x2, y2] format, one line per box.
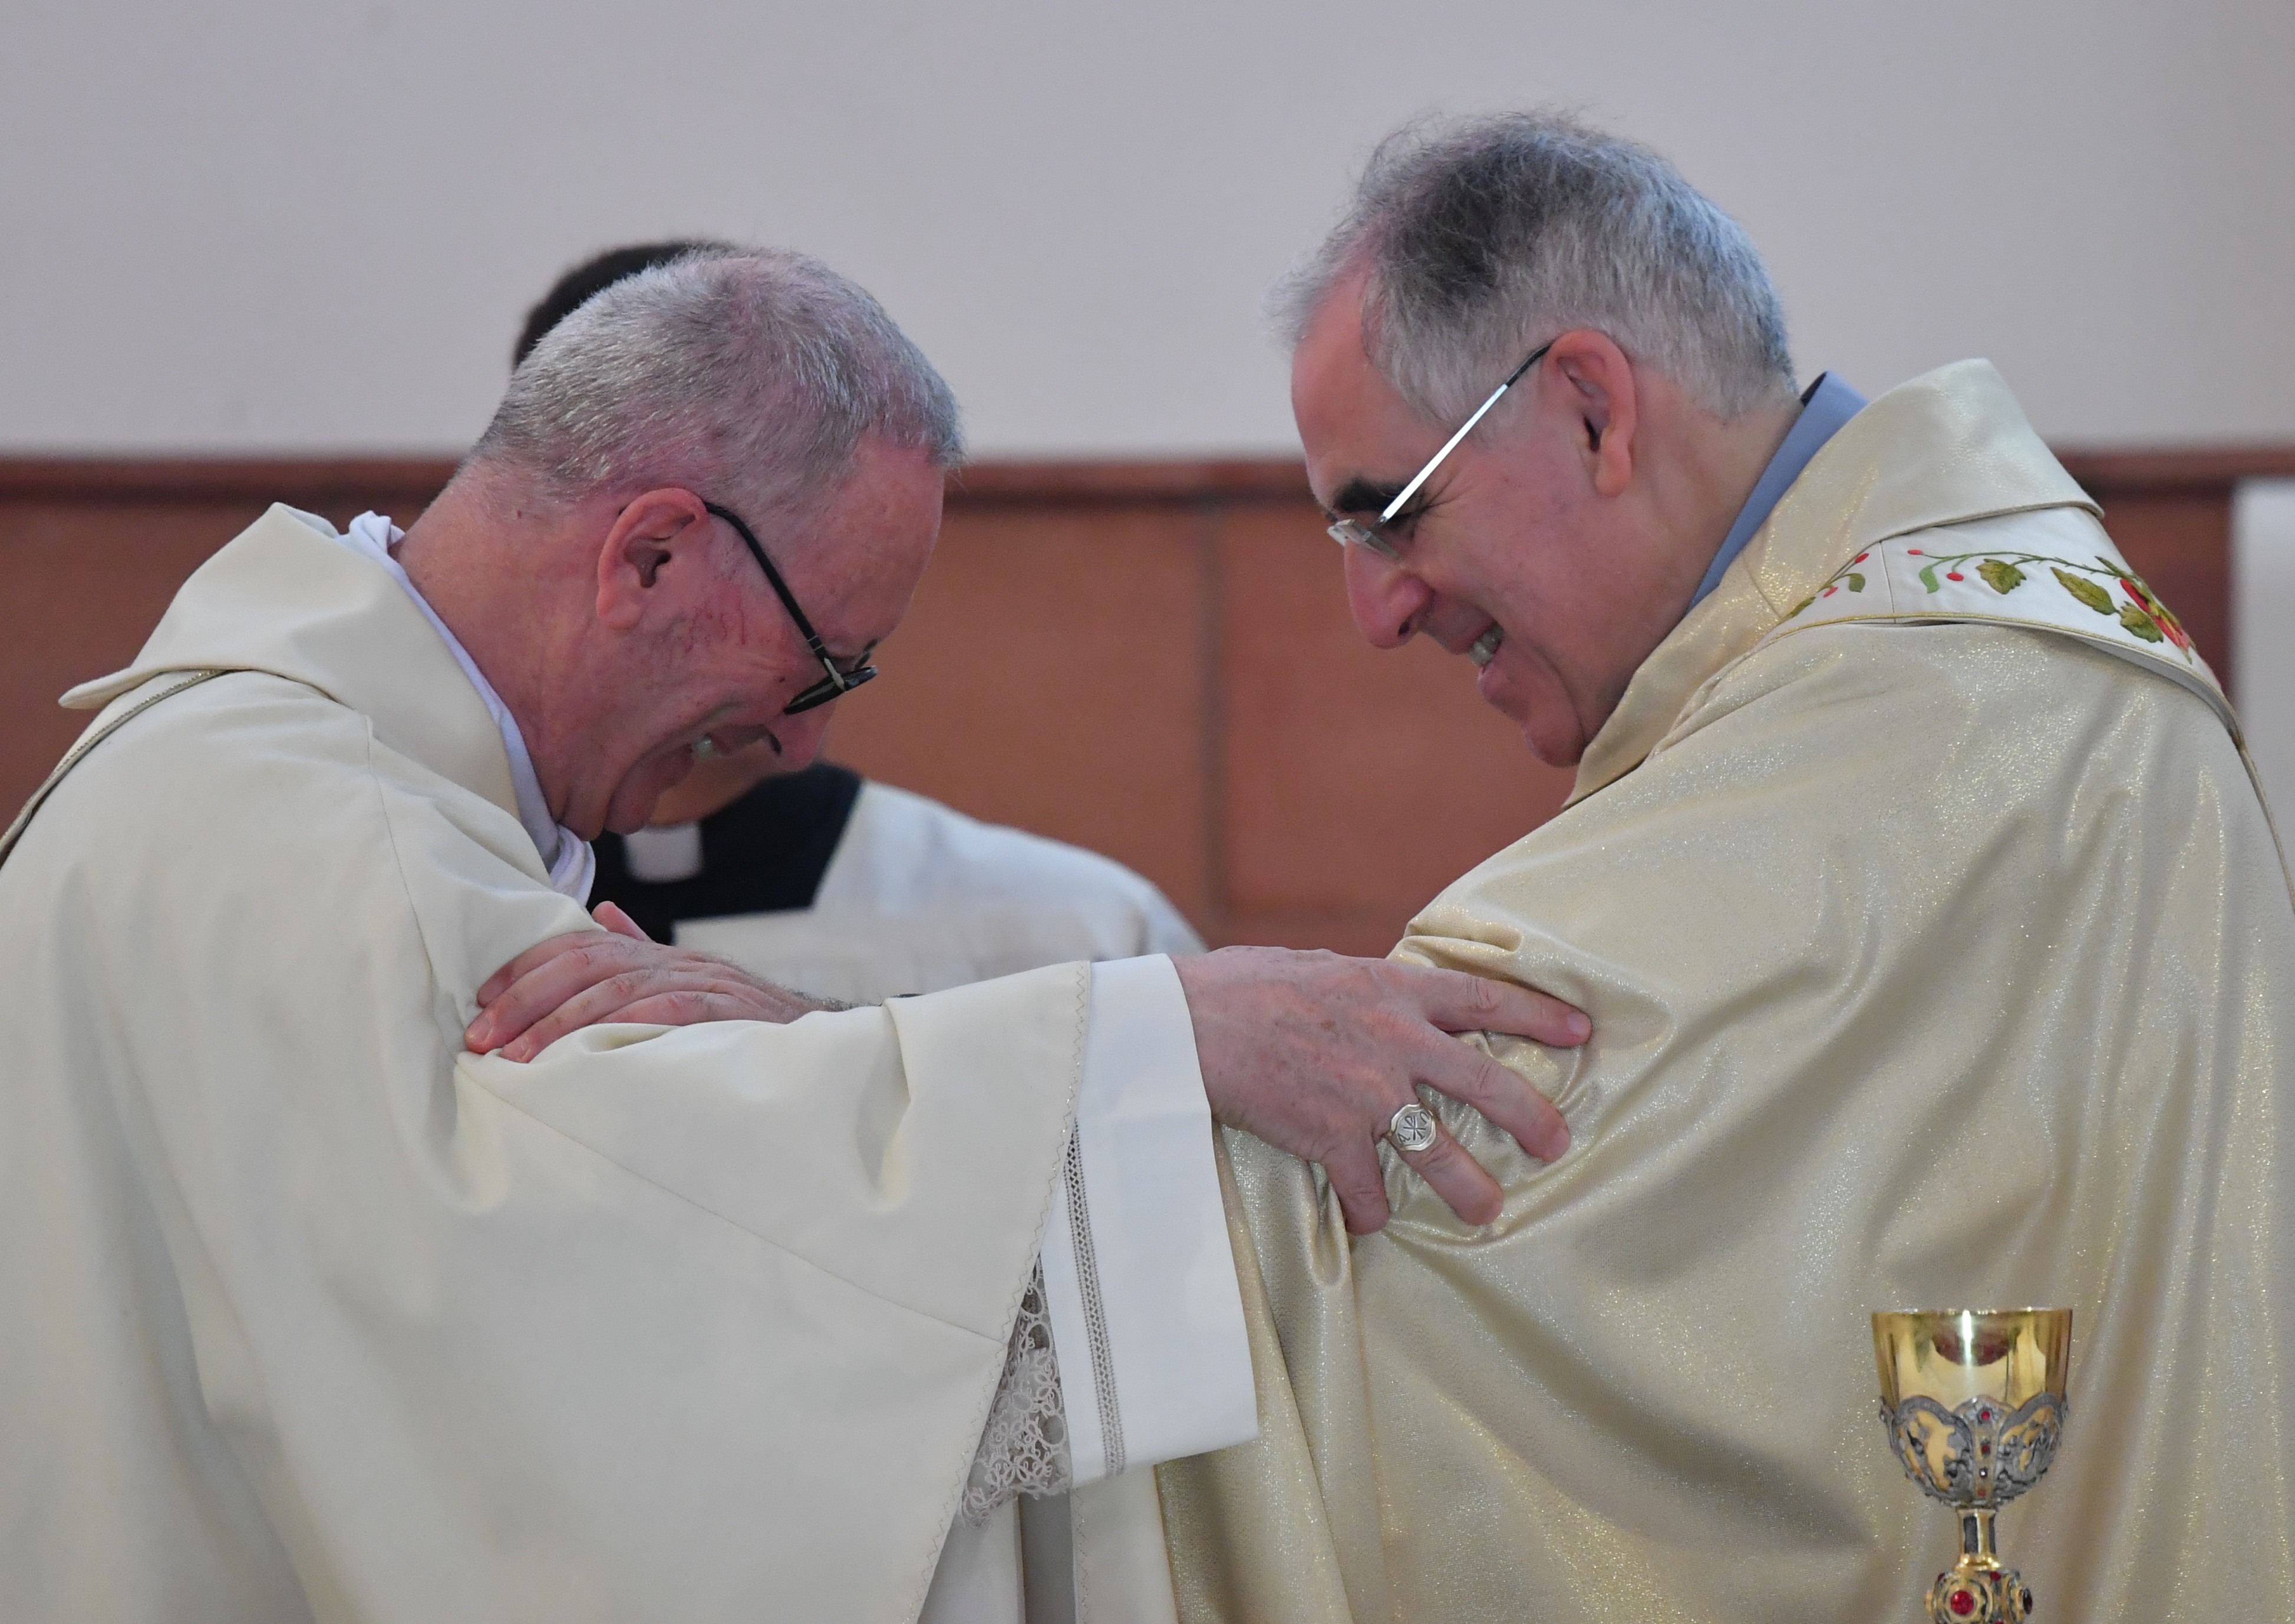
[509, 245, 1205, 1012]
[1157, 111, 2294, 1622]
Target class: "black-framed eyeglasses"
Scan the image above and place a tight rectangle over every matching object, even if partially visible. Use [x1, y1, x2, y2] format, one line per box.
[1324, 338, 1556, 565]
[703, 500, 878, 715]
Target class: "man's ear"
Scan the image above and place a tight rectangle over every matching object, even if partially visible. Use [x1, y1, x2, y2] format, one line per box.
[1546, 330, 1639, 500]
[595, 488, 713, 631]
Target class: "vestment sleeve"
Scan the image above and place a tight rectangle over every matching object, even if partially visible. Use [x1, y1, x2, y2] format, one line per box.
[1035, 956, 1255, 1488]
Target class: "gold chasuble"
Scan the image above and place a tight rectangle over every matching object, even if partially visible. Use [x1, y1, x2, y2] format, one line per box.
[1158, 362, 2295, 1622]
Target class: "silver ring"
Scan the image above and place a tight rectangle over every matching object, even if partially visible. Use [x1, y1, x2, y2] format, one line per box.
[1387, 1101, 1438, 1154]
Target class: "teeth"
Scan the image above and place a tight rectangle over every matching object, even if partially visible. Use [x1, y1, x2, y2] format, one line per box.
[1468, 626, 1505, 668]
[693, 738, 718, 760]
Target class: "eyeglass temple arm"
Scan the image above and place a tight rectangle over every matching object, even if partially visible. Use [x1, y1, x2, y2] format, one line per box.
[1379, 341, 1554, 525]
[701, 500, 843, 674]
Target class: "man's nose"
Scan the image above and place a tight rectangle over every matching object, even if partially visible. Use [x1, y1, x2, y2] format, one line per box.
[1341, 543, 1435, 650]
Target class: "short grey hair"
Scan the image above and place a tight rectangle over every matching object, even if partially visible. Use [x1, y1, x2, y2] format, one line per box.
[470, 246, 962, 532]
[1272, 111, 1795, 421]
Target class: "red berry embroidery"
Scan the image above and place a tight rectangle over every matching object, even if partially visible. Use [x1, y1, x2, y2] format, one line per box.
[1946, 571, 1966, 581]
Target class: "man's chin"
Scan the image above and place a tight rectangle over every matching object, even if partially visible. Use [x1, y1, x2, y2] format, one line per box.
[1518, 722, 1587, 769]
[1477, 660, 1587, 767]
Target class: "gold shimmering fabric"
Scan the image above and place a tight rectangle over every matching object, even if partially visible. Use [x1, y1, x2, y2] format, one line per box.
[1158, 362, 2295, 1622]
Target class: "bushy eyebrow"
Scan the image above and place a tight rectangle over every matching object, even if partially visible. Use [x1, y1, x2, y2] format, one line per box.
[1326, 476, 1407, 519]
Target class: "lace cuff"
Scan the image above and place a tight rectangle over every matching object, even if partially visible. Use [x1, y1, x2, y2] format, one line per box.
[959, 1260, 1073, 1525]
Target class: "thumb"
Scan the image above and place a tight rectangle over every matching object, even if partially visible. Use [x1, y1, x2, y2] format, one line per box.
[593, 900, 655, 942]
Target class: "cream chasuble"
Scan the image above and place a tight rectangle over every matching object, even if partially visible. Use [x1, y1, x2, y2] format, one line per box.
[0, 509, 1251, 1623]
[1156, 362, 2295, 1621]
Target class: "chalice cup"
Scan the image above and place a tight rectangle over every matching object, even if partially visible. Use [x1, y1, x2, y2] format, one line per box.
[1872, 1308, 2072, 1623]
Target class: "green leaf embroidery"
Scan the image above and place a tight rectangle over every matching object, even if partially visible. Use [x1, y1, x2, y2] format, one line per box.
[2118, 600, 2165, 642]
[1789, 596, 1815, 618]
[2053, 567, 2114, 615]
[1976, 559, 2025, 594]
[1845, 572, 1866, 592]
[1918, 562, 1941, 593]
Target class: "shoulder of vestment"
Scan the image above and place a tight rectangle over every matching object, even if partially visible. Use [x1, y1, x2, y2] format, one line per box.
[1742, 503, 2233, 739]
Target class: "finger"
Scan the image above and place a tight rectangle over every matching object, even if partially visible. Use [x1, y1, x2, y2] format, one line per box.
[474, 928, 610, 1011]
[1321, 1141, 1393, 1236]
[1394, 964, 1591, 1047]
[470, 938, 651, 1052]
[1392, 1111, 1506, 1227]
[594, 900, 654, 942]
[499, 965, 753, 1060]
[1413, 1037, 1571, 1163]
[497, 972, 654, 1061]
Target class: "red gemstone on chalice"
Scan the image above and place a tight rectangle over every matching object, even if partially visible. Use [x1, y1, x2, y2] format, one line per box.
[1950, 1587, 1977, 1616]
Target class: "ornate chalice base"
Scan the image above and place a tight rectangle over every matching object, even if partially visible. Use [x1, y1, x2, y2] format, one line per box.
[1874, 1309, 2072, 1623]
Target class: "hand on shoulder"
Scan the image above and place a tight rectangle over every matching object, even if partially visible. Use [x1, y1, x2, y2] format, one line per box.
[465, 902, 835, 1061]
[1173, 946, 1586, 1235]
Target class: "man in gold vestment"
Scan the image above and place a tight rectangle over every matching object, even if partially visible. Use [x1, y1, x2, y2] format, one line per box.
[1154, 114, 2295, 1620]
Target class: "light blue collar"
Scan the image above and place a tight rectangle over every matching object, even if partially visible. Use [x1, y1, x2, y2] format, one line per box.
[1686, 371, 1867, 610]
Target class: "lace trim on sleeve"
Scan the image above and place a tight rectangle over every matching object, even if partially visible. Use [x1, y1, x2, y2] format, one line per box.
[959, 1260, 1073, 1525]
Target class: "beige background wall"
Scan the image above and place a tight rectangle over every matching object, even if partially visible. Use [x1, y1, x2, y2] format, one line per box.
[5, 0, 2291, 457]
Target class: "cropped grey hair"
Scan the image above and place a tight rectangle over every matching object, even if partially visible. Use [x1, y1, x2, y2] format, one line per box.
[470, 246, 962, 533]
[1272, 112, 1795, 421]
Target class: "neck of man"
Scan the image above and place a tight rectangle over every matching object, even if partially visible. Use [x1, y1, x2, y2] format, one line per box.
[1558, 385, 1801, 759]
[1631, 388, 1803, 641]
[394, 468, 594, 821]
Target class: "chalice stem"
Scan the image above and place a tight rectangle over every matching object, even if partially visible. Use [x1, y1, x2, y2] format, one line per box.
[1930, 1508, 2030, 1622]
[1957, 1509, 1998, 1567]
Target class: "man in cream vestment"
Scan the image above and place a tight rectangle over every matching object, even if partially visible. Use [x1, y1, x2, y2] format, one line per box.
[1152, 117, 2294, 1620]
[0, 249, 1587, 1623]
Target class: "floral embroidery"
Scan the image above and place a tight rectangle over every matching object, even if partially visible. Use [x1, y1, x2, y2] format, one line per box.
[1793, 545, 2194, 653]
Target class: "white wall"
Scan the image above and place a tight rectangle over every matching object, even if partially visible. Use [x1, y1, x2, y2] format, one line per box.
[4, 0, 2290, 456]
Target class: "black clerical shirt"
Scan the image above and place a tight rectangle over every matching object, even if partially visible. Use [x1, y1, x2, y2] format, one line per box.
[589, 761, 863, 944]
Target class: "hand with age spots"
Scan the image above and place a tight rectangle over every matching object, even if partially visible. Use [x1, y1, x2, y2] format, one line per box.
[464, 902, 834, 1061]
[1173, 946, 1587, 1234]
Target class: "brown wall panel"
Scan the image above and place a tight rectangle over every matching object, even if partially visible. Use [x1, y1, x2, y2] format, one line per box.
[0, 477, 451, 817]
[1, 453, 2280, 955]
[1215, 501, 1575, 953]
[2, 500, 268, 814]
[826, 502, 1218, 926]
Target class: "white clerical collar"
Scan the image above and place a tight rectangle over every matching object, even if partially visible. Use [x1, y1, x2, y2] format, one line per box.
[319, 510, 595, 904]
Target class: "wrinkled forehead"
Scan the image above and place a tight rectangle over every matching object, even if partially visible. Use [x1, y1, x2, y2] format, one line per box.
[783, 436, 945, 636]
[1288, 288, 1437, 518]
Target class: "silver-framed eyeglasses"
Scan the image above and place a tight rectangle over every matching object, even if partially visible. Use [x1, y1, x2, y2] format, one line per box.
[1324, 338, 1556, 564]
[703, 500, 878, 715]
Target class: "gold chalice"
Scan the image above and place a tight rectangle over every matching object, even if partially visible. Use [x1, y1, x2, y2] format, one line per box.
[1872, 1309, 2071, 1623]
